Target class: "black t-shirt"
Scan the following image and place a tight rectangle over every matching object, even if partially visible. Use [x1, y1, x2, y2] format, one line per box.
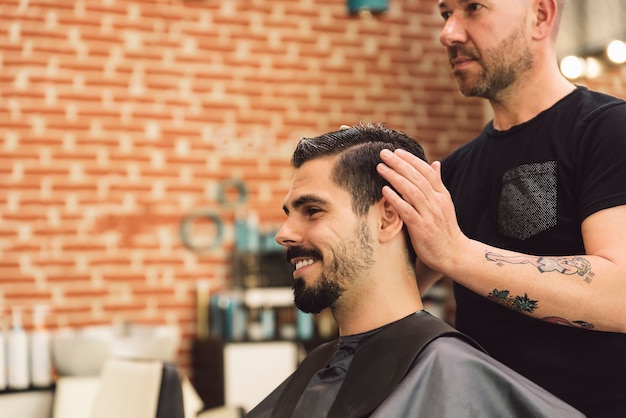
[442, 86, 626, 417]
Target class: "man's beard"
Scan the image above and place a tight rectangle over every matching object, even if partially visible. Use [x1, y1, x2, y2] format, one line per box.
[451, 23, 533, 99]
[292, 221, 375, 314]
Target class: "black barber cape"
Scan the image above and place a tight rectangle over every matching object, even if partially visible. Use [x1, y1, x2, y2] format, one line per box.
[245, 311, 584, 418]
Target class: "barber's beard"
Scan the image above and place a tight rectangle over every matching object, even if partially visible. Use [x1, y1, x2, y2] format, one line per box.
[453, 23, 533, 99]
[293, 221, 375, 314]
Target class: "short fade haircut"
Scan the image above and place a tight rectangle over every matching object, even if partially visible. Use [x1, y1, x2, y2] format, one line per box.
[553, 0, 565, 39]
[291, 122, 427, 266]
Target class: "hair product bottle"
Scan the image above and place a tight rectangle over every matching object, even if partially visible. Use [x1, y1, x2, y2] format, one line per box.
[7, 306, 29, 389]
[0, 308, 7, 391]
[30, 305, 51, 387]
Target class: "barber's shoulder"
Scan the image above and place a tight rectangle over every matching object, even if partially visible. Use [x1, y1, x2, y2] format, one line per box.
[576, 87, 626, 112]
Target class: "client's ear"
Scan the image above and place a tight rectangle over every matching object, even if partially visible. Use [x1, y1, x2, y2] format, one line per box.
[378, 198, 404, 243]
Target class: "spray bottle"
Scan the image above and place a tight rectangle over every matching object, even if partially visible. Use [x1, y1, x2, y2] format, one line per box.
[7, 306, 29, 389]
[0, 307, 6, 391]
[30, 305, 51, 387]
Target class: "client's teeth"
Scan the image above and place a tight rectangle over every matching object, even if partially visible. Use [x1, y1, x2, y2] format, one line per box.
[295, 259, 315, 270]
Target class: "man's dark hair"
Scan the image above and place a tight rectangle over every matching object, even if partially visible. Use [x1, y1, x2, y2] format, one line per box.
[292, 122, 427, 267]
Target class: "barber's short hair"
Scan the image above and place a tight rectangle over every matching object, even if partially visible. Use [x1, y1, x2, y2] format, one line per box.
[554, 0, 565, 35]
[292, 122, 427, 265]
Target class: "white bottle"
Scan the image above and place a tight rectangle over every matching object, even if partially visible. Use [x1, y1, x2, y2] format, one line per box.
[7, 306, 29, 389]
[0, 310, 6, 391]
[30, 305, 51, 387]
[246, 211, 260, 252]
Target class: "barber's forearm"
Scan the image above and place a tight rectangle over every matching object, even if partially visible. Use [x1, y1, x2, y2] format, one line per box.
[444, 239, 626, 334]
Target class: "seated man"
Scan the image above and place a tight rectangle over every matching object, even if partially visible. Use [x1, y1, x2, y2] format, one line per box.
[245, 123, 583, 417]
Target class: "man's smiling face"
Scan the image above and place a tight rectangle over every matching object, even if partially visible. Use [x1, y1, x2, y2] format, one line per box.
[275, 156, 375, 313]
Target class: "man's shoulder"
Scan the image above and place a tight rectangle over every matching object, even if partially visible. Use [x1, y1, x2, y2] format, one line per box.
[575, 85, 625, 104]
[325, 312, 483, 417]
[568, 86, 626, 118]
[369, 311, 486, 360]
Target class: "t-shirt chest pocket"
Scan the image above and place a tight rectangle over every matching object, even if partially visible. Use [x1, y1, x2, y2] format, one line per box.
[497, 161, 557, 240]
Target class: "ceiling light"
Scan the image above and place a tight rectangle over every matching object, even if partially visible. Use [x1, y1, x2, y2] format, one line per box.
[606, 40, 626, 64]
[585, 57, 602, 78]
[560, 55, 586, 79]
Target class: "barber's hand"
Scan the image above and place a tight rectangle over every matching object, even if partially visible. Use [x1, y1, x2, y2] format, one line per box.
[377, 149, 467, 274]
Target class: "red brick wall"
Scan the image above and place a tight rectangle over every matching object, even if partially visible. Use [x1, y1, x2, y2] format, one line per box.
[580, 65, 626, 97]
[1, 0, 624, 379]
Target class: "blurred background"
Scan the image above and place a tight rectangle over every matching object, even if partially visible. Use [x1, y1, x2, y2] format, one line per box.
[1, 0, 625, 415]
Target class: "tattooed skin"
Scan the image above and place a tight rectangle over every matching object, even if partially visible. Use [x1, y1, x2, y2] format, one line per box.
[487, 290, 594, 329]
[542, 316, 595, 329]
[487, 289, 538, 313]
[485, 252, 594, 283]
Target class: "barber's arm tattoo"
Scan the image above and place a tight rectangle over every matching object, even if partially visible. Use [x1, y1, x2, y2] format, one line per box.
[541, 316, 594, 329]
[486, 289, 595, 329]
[484, 252, 595, 328]
[487, 289, 538, 313]
[485, 252, 594, 283]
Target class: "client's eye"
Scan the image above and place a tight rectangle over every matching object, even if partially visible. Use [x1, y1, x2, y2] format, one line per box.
[306, 207, 322, 217]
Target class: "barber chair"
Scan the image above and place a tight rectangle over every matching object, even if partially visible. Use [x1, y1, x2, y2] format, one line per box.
[90, 359, 185, 418]
[53, 359, 186, 418]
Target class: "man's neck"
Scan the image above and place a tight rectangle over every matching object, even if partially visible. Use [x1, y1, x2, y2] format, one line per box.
[489, 68, 576, 131]
[332, 275, 424, 336]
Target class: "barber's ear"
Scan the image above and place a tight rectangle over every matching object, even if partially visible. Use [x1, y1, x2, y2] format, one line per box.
[378, 198, 404, 243]
[532, 0, 558, 40]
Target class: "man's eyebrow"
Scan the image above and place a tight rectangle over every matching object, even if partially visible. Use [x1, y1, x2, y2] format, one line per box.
[439, 0, 465, 10]
[282, 194, 329, 214]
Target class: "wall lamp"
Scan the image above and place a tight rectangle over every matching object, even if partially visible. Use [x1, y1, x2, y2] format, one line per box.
[560, 39, 626, 80]
[347, 0, 388, 17]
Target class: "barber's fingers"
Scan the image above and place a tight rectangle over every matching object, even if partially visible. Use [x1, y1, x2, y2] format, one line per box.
[378, 150, 442, 210]
[377, 165, 432, 222]
[381, 183, 421, 222]
[379, 149, 444, 193]
[430, 160, 442, 180]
